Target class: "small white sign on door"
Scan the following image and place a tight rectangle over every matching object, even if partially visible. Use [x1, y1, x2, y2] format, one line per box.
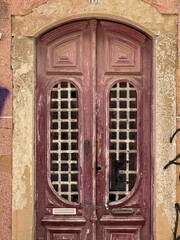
[52, 208, 76, 215]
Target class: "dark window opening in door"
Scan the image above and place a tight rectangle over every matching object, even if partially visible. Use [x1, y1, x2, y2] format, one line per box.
[109, 82, 137, 202]
[50, 82, 79, 202]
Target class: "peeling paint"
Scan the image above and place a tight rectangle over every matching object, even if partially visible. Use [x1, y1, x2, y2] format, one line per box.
[155, 35, 177, 227]
[12, 35, 34, 214]
[11, 0, 178, 239]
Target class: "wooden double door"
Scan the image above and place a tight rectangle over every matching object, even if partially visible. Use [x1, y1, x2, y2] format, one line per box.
[36, 19, 152, 240]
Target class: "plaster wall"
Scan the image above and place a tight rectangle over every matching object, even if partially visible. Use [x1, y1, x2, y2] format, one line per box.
[11, 0, 178, 239]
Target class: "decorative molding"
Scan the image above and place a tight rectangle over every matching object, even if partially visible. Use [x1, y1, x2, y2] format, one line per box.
[104, 34, 141, 74]
[42, 215, 86, 226]
[89, 19, 98, 30]
[110, 233, 135, 240]
[103, 226, 141, 240]
[45, 189, 62, 208]
[47, 35, 82, 74]
[41, 21, 88, 45]
[53, 233, 78, 240]
[46, 228, 83, 240]
[125, 195, 141, 208]
[100, 215, 145, 225]
[100, 21, 146, 45]
[51, 40, 77, 67]
[110, 39, 135, 67]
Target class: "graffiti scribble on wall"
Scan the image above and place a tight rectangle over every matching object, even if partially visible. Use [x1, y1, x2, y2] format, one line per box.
[164, 129, 180, 240]
[0, 87, 10, 115]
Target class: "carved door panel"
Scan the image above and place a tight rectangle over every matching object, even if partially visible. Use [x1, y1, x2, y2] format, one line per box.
[95, 21, 152, 240]
[36, 20, 152, 240]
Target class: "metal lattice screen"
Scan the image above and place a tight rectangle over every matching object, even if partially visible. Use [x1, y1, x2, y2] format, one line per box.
[50, 82, 79, 202]
[109, 82, 137, 202]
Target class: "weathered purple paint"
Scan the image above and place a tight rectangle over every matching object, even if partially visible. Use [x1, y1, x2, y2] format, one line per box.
[36, 19, 152, 240]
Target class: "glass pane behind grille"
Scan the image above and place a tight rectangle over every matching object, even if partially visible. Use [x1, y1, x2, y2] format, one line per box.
[50, 82, 78, 202]
[109, 82, 137, 202]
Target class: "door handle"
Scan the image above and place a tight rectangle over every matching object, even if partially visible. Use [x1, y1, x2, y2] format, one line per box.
[84, 140, 89, 154]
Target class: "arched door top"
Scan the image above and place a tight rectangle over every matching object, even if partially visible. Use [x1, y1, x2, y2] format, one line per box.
[36, 19, 152, 240]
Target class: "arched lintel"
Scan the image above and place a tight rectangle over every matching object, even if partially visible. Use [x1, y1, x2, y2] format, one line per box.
[33, 13, 155, 40]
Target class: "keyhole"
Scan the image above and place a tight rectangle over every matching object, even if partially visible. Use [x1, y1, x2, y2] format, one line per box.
[96, 166, 101, 174]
